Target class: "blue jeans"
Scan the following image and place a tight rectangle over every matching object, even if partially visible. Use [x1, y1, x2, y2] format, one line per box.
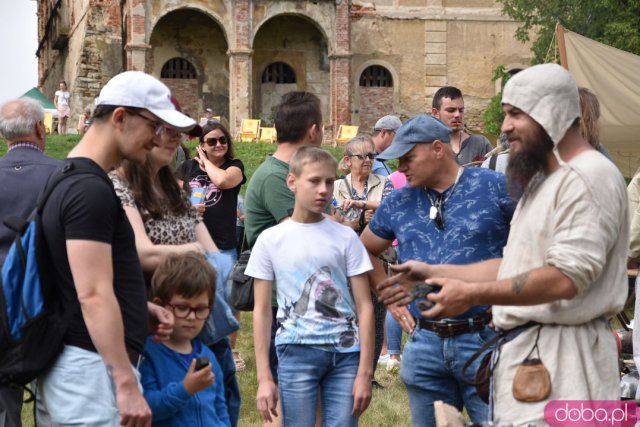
[400, 327, 495, 427]
[276, 345, 359, 427]
[209, 338, 241, 427]
[386, 311, 403, 355]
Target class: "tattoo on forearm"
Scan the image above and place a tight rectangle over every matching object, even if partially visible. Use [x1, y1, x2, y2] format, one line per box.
[512, 272, 528, 295]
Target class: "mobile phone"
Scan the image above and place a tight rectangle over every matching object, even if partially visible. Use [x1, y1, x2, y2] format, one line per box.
[194, 356, 210, 371]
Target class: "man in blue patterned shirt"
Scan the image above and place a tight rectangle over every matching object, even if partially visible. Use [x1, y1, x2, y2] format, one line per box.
[360, 114, 513, 426]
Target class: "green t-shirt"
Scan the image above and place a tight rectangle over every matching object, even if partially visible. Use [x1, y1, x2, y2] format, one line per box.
[244, 155, 294, 306]
[245, 155, 294, 247]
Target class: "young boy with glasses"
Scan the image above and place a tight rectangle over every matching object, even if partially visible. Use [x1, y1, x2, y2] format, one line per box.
[139, 252, 231, 427]
[247, 146, 375, 426]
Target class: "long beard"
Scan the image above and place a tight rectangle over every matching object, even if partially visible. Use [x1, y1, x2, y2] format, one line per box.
[505, 127, 554, 202]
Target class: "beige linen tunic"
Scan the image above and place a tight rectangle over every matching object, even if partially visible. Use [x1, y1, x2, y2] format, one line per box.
[492, 150, 628, 426]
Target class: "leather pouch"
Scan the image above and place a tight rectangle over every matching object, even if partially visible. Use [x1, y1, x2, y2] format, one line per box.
[512, 358, 551, 402]
[512, 326, 551, 402]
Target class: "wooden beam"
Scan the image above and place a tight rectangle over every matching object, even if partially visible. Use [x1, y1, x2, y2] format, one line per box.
[556, 23, 568, 70]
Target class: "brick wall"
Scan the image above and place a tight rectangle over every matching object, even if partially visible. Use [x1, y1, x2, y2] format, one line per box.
[359, 87, 394, 132]
[329, 0, 351, 142]
[162, 79, 199, 118]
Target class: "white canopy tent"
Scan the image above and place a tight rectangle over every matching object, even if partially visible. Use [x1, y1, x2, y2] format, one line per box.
[558, 25, 640, 177]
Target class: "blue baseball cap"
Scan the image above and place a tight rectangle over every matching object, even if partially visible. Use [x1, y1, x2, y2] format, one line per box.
[376, 114, 451, 160]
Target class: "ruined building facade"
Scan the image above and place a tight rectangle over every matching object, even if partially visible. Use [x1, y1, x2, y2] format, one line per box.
[37, 0, 531, 139]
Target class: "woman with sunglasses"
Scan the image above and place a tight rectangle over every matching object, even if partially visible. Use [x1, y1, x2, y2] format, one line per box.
[176, 121, 247, 372]
[110, 119, 242, 427]
[333, 135, 393, 234]
[333, 135, 393, 390]
[177, 121, 246, 264]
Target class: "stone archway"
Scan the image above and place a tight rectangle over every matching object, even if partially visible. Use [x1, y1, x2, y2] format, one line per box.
[149, 9, 229, 121]
[252, 14, 330, 125]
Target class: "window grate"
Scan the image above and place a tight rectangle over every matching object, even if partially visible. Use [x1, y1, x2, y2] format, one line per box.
[261, 62, 296, 84]
[161, 58, 197, 79]
[359, 65, 393, 87]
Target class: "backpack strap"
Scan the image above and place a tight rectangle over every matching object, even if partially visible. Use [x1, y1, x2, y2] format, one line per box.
[36, 159, 114, 215]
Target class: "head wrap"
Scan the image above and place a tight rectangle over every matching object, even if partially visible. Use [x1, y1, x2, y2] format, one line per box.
[502, 63, 580, 146]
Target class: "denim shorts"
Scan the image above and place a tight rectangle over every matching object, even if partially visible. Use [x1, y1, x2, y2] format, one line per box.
[38, 345, 142, 426]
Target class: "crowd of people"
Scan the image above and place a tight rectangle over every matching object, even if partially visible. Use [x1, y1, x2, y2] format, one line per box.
[0, 63, 635, 427]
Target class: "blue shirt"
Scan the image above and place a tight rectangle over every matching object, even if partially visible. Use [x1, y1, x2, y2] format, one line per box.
[372, 159, 391, 176]
[368, 167, 514, 320]
[140, 337, 231, 427]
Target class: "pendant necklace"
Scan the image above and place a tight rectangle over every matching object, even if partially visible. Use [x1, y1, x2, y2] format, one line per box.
[425, 167, 463, 222]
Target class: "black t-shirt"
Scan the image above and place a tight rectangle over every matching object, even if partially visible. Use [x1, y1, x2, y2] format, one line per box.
[177, 158, 246, 250]
[41, 158, 148, 354]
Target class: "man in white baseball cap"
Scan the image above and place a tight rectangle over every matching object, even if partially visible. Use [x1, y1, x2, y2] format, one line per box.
[377, 63, 629, 425]
[37, 71, 195, 426]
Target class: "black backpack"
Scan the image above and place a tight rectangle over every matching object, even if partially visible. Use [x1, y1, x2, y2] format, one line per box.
[0, 160, 109, 387]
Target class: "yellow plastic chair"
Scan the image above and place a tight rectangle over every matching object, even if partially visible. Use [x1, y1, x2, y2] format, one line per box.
[258, 127, 277, 143]
[335, 125, 359, 145]
[238, 119, 261, 142]
[43, 112, 53, 134]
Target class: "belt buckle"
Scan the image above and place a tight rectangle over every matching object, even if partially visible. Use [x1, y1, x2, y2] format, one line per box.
[447, 323, 455, 337]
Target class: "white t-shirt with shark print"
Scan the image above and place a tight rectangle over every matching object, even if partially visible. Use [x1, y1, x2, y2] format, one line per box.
[246, 217, 372, 352]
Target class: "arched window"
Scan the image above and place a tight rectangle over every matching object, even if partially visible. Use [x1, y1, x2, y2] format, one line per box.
[161, 58, 197, 79]
[359, 65, 393, 88]
[261, 62, 296, 84]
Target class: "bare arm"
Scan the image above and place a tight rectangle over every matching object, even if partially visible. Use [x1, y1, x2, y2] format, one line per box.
[194, 221, 219, 252]
[360, 227, 415, 332]
[342, 199, 381, 212]
[253, 278, 278, 423]
[67, 240, 151, 426]
[349, 273, 373, 417]
[423, 265, 578, 319]
[123, 206, 206, 272]
[376, 258, 503, 307]
[195, 146, 243, 189]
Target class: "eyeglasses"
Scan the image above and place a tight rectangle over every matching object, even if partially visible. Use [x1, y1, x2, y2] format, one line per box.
[161, 127, 183, 139]
[127, 109, 164, 136]
[165, 303, 212, 320]
[203, 136, 228, 146]
[349, 152, 376, 161]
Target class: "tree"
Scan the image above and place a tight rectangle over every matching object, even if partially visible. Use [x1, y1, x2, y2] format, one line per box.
[483, 66, 511, 136]
[498, 0, 640, 63]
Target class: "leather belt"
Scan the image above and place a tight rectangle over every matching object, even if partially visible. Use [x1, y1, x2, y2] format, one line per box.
[127, 351, 142, 368]
[417, 312, 491, 338]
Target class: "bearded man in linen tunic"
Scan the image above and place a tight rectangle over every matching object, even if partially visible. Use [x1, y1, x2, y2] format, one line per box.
[376, 63, 628, 426]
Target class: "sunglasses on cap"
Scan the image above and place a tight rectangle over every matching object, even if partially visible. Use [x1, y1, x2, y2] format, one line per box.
[349, 152, 377, 161]
[203, 136, 228, 146]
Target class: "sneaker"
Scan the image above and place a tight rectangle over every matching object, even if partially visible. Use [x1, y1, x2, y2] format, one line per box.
[378, 353, 390, 366]
[386, 358, 401, 373]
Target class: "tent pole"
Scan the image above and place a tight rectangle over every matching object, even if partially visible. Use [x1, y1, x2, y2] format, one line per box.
[556, 23, 568, 69]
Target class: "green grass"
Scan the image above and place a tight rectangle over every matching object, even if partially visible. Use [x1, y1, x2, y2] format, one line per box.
[6, 135, 408, 426]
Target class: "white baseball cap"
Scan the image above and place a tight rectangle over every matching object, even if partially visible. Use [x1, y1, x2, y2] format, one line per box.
[96, 71, 196, 131]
